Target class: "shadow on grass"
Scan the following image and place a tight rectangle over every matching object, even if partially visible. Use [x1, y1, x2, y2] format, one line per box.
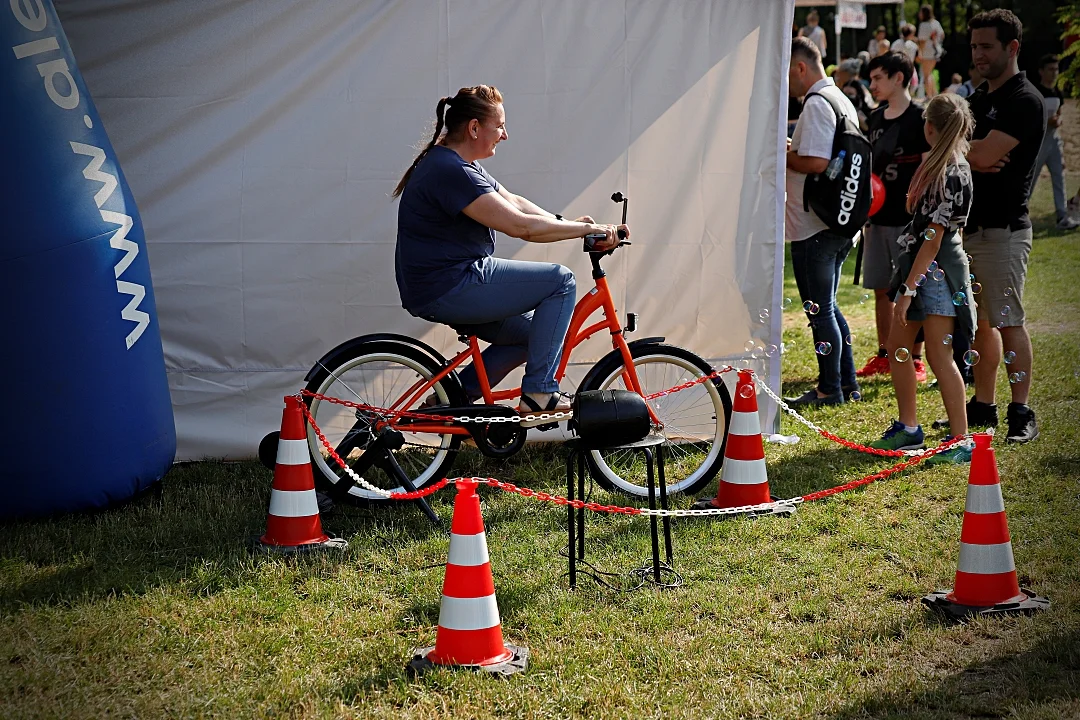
[0, 461, 450, 610]
[830, 628, 1080, 719]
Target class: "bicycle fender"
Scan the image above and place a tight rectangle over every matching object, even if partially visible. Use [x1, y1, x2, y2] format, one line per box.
[627, 336, 665, 348]
[304, 333, 450, 382]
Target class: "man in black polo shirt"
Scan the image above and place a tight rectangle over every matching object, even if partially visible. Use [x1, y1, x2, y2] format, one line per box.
[964, 9, 1045, 443]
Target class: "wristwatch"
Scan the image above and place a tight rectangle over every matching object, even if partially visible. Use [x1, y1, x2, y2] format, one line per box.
[897, 283, 917, 299]
[554, 213, 564, 221]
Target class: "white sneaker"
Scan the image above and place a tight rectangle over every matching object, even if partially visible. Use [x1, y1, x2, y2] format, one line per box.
[1057, 215, 1080, 231]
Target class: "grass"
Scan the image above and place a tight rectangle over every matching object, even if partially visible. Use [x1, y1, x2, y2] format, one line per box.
[3, 180, 1079, 719]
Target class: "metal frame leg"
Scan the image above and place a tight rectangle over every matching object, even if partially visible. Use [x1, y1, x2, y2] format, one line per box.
[644, 448, 661, 583]
[657, 445, 673, 566]
[566, 450, 576, 589]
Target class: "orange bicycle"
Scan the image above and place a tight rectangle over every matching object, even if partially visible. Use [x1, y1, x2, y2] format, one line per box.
[302, 193, 732, 501]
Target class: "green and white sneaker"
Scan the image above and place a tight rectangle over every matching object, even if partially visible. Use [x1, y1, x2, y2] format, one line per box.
[925, 437, 974, 466]
[869, 420, 925, 451]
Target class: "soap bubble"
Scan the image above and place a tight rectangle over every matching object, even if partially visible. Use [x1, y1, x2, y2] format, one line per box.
[963, 350, 981, 367]
[971, 282, 982, 294]
[1000, 305, 1010, 317]
[751, 346, 763, 359]
[894, 347, 911, 363]
[1004, 350, 1016, 364]
[951, 291, 966, 306]
[765, 344, 778, 357]
[969, 273, 976, 282]
[860, 294, 871, 305]
[1009, 372, 1022, 384]
[966, 253, 973, 264]
[745, 340, 755, 353]
[759, 309, 770, 323]
[1004, 287, 1014, 297]
[849, 390, 862, 401]
[739, 383, 755, 399]
[1019, 371, 1027, 381]
[943, 334, 953, 346]
[995, 321, 1005, 329]
[915, 274, 927, 287]
[815, 341, 833, 356]
[845, 333, 855, 345]
[783, 297, 793, 309]
[932, 268, 945, 282]
[804, 300, 820, 315]
[928, 260, 938, 272]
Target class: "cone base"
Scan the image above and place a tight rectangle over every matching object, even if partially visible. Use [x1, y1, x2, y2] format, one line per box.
[253, 534, 348, 553]
[407, 644, 528, 677]
[922, 587, 1050, 621]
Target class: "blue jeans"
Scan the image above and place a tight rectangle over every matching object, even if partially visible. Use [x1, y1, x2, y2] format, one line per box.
[790, 231, 858, 396]
[410, 257, 576, 397]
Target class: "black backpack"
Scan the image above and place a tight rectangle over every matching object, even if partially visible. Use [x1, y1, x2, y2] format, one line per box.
[802, 91, 872, 236]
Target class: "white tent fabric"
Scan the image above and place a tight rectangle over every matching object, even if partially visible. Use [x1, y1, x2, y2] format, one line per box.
[57, 0, 794, 460]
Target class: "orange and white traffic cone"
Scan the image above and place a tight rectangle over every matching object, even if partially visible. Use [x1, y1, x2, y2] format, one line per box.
[408, 480, 527, 676]
[257, 396, 347, 552]
[922, 433, 1048, 619]
[692, 370, 792, 516]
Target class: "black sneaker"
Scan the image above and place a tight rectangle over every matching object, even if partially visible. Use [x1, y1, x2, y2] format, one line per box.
[933, 397, 998, 430]
[783, 388, 844, 408]
[966, 397, 998, 427]
[1006, 403, 1039, 444]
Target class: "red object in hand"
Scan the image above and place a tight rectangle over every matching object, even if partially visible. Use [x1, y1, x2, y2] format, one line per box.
[869, 173, 885, 217]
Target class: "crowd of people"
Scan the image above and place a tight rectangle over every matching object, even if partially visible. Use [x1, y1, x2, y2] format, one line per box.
[785, 8, 1062, 462]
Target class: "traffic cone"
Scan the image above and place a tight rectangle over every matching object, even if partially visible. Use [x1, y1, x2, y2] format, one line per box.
[922, 433, 1048, 619]
[692, 370, 792, 516]
[408, 480, 528, 676]
[257, 396, 347, 552]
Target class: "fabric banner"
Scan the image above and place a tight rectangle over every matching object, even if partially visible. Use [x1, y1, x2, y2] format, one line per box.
[57, 0, 794, 459]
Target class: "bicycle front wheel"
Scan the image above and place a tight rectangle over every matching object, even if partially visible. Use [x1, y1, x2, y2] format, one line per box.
[303, 342, 464, 504]
[580, 344, 731, 497]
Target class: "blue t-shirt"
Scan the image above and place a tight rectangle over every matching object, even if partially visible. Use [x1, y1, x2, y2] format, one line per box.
[396, 146, 500, 310]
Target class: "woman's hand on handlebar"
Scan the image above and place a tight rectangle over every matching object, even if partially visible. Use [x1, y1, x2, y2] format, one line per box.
[585, 223, 630, 251]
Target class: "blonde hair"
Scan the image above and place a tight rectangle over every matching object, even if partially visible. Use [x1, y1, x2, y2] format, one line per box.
[905, 94, 974, 214]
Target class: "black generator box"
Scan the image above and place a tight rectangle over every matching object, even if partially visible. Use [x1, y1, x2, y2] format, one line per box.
[571, 389, 651, 449]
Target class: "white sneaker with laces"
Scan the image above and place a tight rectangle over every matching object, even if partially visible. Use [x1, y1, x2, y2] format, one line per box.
[1057, 215, 1080, 231]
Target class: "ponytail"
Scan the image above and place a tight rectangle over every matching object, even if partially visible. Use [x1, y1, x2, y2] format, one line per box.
[905, 93, 973, 214]
[392, 85, 504, 199]
[392, 97, 449, 199]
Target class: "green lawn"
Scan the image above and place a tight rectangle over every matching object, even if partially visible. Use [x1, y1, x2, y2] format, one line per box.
[2, 178, 1078, 719]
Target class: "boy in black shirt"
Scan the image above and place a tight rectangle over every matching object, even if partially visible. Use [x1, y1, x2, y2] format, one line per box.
[1029, 54, 1076, 229]
[857, 52, 930, 381]
[964, 9, 1045, 443]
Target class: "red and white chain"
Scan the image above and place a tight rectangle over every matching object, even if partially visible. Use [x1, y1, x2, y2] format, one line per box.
[300, 389, 571, 425]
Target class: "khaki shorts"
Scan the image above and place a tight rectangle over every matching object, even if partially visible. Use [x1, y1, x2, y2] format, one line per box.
[965, 227, 1032, 327]
[862, 224, 906, 290]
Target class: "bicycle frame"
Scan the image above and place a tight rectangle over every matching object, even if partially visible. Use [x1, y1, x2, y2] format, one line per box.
[389, 254, 649, 436]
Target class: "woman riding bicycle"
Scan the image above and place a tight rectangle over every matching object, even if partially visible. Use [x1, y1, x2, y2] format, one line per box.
[393, 85, 629, 423]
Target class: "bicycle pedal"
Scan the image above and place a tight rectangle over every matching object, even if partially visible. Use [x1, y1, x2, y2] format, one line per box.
[534, 422, 559, 432]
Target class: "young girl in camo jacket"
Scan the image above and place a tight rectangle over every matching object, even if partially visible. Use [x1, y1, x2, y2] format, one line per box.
[870, 93, 978, 464]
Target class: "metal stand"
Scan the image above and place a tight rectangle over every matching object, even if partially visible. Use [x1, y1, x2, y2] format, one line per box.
[566, 434, 674, 589]
[328, 428, 441, 526]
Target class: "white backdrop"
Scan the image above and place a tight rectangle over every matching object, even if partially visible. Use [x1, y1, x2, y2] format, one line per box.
[57, 0, 794, 460]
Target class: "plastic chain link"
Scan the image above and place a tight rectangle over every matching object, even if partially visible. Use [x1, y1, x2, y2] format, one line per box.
[300, 388, 571, 425]
[295, 365, 970, 514]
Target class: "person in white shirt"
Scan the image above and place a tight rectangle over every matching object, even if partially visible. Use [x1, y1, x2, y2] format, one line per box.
[784, 36, 862, 407]
[799, 11, 827, 59]
[868, 26, 890, 58]
[917, 4, 946, 98]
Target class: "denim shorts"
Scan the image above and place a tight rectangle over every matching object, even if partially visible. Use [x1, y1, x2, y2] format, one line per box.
[917, 272, 956, 317]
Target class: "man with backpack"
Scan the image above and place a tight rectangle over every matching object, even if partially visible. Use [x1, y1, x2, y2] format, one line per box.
[784, 36, 872, 408]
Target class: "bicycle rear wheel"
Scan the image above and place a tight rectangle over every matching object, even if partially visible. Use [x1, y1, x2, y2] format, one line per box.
[580, 344, 731, 497]
[303, 342, 464, 504]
